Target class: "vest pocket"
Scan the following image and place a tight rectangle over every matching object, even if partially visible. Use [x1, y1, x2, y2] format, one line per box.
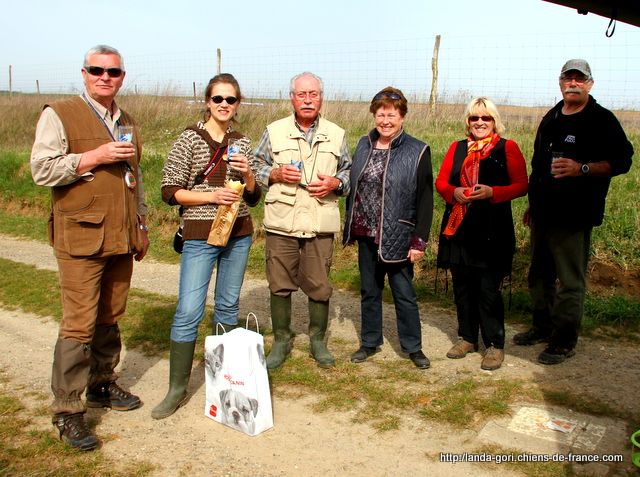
[264, 193, 296, 233]
[314, 198, 341, 233]
[63, 213, 105, 256]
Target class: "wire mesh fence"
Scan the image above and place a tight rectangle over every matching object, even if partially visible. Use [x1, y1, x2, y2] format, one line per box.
[3, 32, 640, 110]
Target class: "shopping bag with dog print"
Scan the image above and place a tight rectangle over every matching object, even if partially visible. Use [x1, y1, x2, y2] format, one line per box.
[204, 313, 273, 436]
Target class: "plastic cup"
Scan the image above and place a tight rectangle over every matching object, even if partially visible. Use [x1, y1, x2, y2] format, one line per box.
[117, 125, 134, 142]
[551, 151, 563, 175]
[227, 138, 241, 161]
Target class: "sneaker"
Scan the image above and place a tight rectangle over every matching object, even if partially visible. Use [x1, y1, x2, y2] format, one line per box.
[446, 339, 478, 359]
[409, 350, 430, 369]
[513, 328, 550, 346]
[538, 346, 575, 365]
[481, 346, 505, 371]
[350, 346, 378, 363]
[54, 413, 98, 451]
[86, 382, 142, 411]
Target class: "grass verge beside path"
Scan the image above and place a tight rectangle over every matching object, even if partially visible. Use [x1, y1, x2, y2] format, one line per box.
[0, 371, 154, 476]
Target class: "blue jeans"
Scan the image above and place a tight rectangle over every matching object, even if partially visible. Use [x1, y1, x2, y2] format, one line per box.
[170, 235, 252, 342]
[357, 238, 422, 354]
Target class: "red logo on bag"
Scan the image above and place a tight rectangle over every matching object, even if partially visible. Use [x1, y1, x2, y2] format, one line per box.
[224, 373, 245, 386]
[209, 404, 217, 417]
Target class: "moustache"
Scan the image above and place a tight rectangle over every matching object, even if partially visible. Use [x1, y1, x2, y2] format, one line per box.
[564, 87, 582, 94]
[300, 106, 316, 111]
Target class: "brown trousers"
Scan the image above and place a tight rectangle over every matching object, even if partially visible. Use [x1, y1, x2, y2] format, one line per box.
[50, 254, 133, 415]
[265, 232, 334, 302]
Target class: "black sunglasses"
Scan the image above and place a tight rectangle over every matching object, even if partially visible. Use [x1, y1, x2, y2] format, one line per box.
[84, 66, 124, 78]
[373, 92, 401, 101]
[469, 115, 494, 122]
[210, 95, 239, 105]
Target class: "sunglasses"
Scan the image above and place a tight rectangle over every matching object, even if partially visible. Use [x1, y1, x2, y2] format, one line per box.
[469, 115, 493, 122]
[373, 92, 401, 101]
[84, 66, 124, 78]
[210, 95, 239, 105]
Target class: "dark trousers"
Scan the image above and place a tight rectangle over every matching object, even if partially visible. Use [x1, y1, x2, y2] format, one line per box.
[528, 221, 592, 350]
[357, 238, 422, 354]
[450, 264, 505, 349]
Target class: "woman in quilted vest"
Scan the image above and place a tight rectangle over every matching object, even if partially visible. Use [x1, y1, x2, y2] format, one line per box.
[435, 97, 528, 371]
[344, 87, 433, 370]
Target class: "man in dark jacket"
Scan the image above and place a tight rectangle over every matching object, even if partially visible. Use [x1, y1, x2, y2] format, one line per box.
[514, 59, 633, 364]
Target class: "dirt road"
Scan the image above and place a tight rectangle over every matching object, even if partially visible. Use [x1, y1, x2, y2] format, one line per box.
[0, 234, 637, 476]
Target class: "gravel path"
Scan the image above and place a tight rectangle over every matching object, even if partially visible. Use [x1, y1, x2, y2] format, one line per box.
[0, 234, 637, 476]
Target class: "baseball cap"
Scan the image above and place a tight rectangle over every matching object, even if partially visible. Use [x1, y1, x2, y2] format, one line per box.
[560, 59, 592, 80]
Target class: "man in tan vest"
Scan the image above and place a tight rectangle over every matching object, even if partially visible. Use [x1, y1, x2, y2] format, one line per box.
[254, 72, 351, 369]
[31, 45, 149, 451]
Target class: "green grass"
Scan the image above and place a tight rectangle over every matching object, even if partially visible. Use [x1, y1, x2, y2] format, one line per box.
[0, 372, 154, 476]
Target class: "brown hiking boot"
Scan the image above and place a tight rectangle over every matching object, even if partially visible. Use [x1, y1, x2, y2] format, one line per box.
[481, 346, 505, 371]
[54, 413, 98, 451]
[446, 339, 477, 359]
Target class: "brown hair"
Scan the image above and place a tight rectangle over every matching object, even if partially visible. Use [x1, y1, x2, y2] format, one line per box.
[369, 86, 408, 117]
[204, 73, 243, 122]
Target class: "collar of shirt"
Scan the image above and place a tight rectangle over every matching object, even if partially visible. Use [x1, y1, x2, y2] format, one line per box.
[294, 115, 319, 144]
[81, 90, 122, 133]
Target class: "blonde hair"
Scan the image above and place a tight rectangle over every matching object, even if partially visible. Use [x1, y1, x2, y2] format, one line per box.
[463, 97, 505, 137]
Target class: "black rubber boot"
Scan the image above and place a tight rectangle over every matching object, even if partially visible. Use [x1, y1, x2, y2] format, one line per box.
[151, 341, 196, 420]
[308, 299, 335, 368]
[266, 294, 292, 370]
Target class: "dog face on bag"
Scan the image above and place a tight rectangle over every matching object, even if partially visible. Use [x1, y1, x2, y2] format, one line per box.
[205, 344, 224, 382]
[219, 389, 258, 434]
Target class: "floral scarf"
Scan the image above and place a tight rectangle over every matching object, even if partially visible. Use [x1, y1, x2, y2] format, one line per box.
[443, 133, 501, 238]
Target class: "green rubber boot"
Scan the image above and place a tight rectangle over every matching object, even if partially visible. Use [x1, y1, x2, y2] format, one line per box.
[151, 340, 195, 419]
[308, 299, 335, 368]
[266, 294, 292, 370]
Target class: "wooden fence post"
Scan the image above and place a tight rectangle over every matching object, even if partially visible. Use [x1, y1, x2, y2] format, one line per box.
[9, 65, 12, 98]
[429, 35, 441, 115]
[193, 81, 197, 103]
[36, 79, 40, 95]
[217, 48, 222, 74]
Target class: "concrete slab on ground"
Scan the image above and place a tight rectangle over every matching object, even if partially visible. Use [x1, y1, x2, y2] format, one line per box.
[478, 405, 629, 457]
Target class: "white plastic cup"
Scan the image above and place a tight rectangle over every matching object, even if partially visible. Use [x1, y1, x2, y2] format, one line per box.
[117, 125, 134, 142]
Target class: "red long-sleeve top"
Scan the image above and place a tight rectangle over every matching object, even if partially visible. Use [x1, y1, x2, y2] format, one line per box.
[436, 138, 528, 204]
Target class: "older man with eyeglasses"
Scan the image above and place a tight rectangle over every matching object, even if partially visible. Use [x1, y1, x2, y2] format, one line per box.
[254, 72, 351, 370]
[31, 45, 149, 450]
[515, 59, 633, 364]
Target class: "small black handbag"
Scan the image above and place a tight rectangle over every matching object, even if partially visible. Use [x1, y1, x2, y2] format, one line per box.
[173, 225, 184, 254]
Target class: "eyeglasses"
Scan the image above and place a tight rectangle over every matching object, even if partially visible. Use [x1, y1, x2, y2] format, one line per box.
[84, 66, 124, 78]
[469, 115, 493, 122]
[560, 74, 590, 84]
[293, 91, 320, 100]
[373, 92, 401, 101]
[210, 95, 239, 105]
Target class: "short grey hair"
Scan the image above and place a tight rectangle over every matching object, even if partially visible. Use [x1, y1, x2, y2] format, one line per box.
[289, 72, 323, 96]
[83, 45, 124, 70]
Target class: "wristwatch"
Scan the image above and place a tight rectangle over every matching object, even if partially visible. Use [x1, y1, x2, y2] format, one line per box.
[335, 179, 344, 195]
[581, 163, 590, 175]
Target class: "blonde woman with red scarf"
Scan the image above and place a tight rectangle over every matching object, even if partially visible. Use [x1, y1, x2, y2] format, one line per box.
[436, 97, 528, 371]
